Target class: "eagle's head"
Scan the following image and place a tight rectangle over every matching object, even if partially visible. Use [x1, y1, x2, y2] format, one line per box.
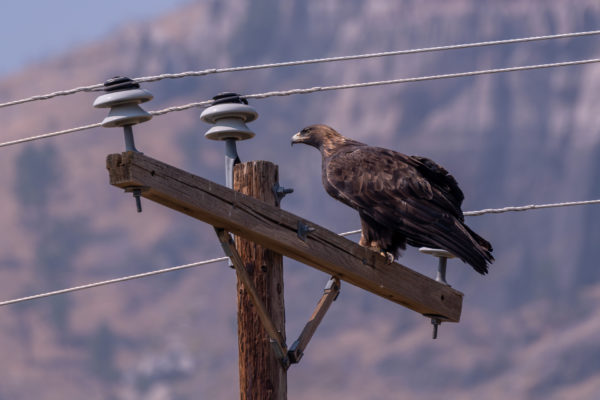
[291, 124, 344, 152]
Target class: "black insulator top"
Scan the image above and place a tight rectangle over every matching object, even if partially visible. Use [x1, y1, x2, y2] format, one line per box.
[103, 76, 140, 92]
[211, 92, 248, 105]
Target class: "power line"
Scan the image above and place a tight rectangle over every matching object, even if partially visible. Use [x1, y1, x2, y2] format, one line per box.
[2, 198, 600, 307]
[2, 56, 599, 149]
[338, 198, 600, 236]
[244, 57, 600, 100]
[463, 198, 600, 216]
[134, 29, 600, 84]
[0, 257, 229, 307]
[149, 100, 212, 116]
[0, 102, 214, 149]
[0, 122, 102, 148]
[1, 29, 599, 109]
[0, 83, 105, 109]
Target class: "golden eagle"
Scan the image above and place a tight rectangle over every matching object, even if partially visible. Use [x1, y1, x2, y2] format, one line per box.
[292, 124, 494, 274]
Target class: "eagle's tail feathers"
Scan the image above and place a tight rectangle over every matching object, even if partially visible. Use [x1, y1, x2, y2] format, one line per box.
[452, 224, 494, 275]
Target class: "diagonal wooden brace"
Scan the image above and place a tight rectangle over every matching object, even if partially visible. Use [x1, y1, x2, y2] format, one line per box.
[214, 228, 290, 368]
[288, 276, 341, 364]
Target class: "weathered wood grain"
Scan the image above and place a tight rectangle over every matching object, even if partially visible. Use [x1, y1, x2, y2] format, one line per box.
[288, 277, 340, 364]
[232, 161, 287, 400]
[106, 152, 463, 322]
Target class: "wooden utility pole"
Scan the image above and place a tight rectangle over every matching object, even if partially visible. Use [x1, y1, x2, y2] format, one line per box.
[233, 161, 286, 400]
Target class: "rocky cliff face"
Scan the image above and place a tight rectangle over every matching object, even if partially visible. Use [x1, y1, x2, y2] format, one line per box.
[1, 1, 600, 399]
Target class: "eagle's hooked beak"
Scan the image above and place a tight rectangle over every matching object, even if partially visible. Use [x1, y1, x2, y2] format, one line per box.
[291, 131, 303, 146]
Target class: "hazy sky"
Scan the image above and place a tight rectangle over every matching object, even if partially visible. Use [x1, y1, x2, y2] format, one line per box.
[0, 0, 192, 77]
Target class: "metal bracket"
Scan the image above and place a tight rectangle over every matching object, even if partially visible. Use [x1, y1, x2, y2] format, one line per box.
[297, 221, 316, 241]
[224, 138, 241, 189]
[214, 228, 289, 369]
[270, 339, 291, 370]
[123, 125, 142, 153]
[272, 183, 294, 206]
[288, 276, 341, 364]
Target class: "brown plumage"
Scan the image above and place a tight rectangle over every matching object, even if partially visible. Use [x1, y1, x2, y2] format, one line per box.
[291, 124, 494, 274]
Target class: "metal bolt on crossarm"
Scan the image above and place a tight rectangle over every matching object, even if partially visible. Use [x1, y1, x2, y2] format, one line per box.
[200, 92, 258, 189]
[419, 247, 456, 339]
[94, 76, 154, 212]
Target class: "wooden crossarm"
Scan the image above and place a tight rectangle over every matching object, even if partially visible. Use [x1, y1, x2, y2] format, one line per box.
[106, 152, 463, 322]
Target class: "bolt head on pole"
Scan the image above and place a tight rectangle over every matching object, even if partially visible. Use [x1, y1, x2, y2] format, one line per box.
[200, 92, 257, 141]
[93, 77, 153, 127]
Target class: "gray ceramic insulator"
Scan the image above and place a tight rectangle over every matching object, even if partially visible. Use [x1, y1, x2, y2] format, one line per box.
[419, 247, 455, 286]
[93, 88, 154, 127]
[418, 247, 455, 259]
[200, 103, 258, 141]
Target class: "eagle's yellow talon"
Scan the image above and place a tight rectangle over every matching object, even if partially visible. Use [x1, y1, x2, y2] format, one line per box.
[380, 251, 394, 264]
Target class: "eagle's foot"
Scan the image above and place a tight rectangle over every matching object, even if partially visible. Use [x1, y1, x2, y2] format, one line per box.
[359, 238, 395, 264]
[380, 251, 395, 264]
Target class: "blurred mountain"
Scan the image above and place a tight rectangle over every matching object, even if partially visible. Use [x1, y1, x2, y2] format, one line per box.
[1, 0, 600, 399]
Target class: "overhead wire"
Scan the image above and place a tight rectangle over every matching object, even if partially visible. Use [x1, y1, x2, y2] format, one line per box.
[0, 122, 103, 148]
[242, 57, 600, 100]
[0, 101, 214, 149]
[0, 257, 229, 307]
[1, 56, 599, 149]
[462, 198, 600, 216]
[0, 83, 105, 109]
[149, 99, 212, 116]
[133, 29, 600, 83]
[338, 199, 600, 236]
[2, 197, 600, 308]
[1, 29, 599, 109]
